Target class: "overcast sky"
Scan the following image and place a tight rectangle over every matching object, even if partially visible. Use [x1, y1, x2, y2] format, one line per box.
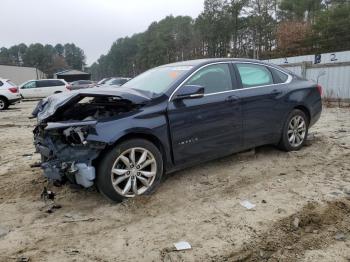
[1, 0, 204, 65]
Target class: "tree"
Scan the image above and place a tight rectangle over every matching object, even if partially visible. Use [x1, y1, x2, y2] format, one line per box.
[312, 1, 350, 52]
[64, 43, 86, 70]
[278, 0, 324, 22]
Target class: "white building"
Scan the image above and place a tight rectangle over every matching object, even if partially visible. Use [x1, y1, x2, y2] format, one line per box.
[0, 64, 46, 85]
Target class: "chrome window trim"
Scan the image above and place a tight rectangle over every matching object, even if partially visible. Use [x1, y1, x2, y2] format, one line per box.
[169, 61, 292, 101]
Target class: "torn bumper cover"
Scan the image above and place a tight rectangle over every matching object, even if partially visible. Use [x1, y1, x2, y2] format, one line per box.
[34, 122, 106, 188]
[32, 87, 150, 188]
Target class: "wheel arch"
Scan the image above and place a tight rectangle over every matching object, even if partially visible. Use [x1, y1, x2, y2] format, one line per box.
[0, 95, 9, 103]
[294, 105, 311, 124]
[95, 132, 168, 172]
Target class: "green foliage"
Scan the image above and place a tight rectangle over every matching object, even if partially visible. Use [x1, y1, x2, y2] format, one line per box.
[312, 2, 350, 52]
[0, 43, 86, 75]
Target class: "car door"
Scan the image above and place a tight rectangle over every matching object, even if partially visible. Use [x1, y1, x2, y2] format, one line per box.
[45, 80, 58, 96]
[20, 81, 38, 98]
[34, 80, 49, 97]
[167, 63, 242, 165]
[233, 63, 287, 148]
[53, 80, 66, 93]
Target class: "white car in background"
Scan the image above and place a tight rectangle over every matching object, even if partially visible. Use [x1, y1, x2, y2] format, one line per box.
[0, 78, 21, 110]
[19, 79, 70, 99]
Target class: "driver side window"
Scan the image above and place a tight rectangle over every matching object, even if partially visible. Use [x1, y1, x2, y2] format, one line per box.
[22, 81, 37, 89]
[186, 64, 233, 94]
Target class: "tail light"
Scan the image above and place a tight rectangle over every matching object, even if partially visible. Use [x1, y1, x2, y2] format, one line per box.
[316, 84, 323, 96]
[66, 84, 72, 90]
[8, 87, 18, 93]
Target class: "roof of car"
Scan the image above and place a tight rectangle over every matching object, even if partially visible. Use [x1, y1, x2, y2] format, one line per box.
[160, 58, 267, 68]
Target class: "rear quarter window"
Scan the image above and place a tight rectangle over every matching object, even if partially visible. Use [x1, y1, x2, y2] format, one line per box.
[269, 67, 289, 84]
[53, 80, 65, 86]
[0, 81, 3, 87]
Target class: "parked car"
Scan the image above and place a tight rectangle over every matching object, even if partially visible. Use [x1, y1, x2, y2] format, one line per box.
[32, 58, 322, 202]
[20, 79, 70, 99]
[96, 78, 112, 86]
[101, 77, 130, 87]
[0, 78, 21, 110]
[70, 80, 96, 90]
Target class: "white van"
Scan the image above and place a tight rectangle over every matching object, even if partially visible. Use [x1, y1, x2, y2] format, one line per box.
[20, 79, 70, 99]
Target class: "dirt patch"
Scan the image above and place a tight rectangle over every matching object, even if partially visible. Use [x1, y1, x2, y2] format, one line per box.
[0, 102, 349, 262]
[223, 200, 350, 262]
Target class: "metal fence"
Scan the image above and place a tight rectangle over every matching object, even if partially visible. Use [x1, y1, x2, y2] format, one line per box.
[264, 51, 350, 100]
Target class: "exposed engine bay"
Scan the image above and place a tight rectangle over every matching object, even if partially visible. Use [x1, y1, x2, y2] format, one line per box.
[32, 89, 149, 188]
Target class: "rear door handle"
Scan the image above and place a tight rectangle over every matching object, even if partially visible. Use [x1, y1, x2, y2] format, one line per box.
[226, 95, 239, 103]
[271, 89, 283, 95]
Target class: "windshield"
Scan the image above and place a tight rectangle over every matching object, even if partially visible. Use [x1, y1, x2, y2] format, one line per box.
[123, 66, 192, 95]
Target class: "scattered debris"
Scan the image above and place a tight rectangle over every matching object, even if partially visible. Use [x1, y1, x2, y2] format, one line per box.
[261, 200, 267, 204]
[30, 162, 41, 168]
[0, 225, 9, 238]
[277, 208, 286, 214]
[64, 248, 80, 256]
[278, 172, 287, 176]
[292, 217, 300, 228]
[63, 213, 97, 223]
[16, 257, 30, 262]
[335, 232, 346, 241]
[41, 187, 55, 201]
[337, 129, 347, 133]
[330, 191, 342, 196]
[22, 154, 33, 157]
[174, 241, 192, 251]
[240, 200, 256, 210]
[46, 204, 62, 214]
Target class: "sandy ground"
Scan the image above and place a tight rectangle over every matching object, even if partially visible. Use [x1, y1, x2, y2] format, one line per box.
[0, 101, 349, 262]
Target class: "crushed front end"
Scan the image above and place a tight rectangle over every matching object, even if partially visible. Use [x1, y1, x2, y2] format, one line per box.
[34, 121, 106, 187]
[32, 88, 148, 188]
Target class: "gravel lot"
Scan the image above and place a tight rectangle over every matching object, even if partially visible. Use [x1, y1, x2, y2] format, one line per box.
[0, 101, 349, 262]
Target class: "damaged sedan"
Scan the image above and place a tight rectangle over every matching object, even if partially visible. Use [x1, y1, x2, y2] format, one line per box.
[33, 58, 322, 202]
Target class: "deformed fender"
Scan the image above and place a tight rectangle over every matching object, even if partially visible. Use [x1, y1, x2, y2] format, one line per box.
[85, 114, 173, 169]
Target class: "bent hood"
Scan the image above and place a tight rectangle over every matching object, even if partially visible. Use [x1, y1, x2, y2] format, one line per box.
[32, 87, 151, 123]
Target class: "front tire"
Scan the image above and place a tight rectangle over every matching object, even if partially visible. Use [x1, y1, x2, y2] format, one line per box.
[96, 139, 163, 202]
[278, 109, 309, 151]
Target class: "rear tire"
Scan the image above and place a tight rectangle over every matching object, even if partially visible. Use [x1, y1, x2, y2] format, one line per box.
[278, 109, 309, 151]
[96, 139, 163, 202]
[0, 97, 9, 111]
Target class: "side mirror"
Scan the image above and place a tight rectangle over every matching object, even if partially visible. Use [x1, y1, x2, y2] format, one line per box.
[174, 85, 204, 100]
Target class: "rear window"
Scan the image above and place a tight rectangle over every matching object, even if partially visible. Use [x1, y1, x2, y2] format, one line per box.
[0, 81, 3, 87]
[6, 80, 16, 86]
[236, 64, 274, 88]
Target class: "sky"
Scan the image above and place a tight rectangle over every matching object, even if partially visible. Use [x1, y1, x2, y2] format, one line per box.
[1, 0, 204, 65]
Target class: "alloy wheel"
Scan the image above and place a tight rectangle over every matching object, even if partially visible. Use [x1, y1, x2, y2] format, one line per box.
[287, 115, 307, 147]
[111, 147, 157, 197]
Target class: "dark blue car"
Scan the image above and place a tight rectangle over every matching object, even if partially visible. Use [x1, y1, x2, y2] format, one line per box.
[33, 58, 322, 202]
